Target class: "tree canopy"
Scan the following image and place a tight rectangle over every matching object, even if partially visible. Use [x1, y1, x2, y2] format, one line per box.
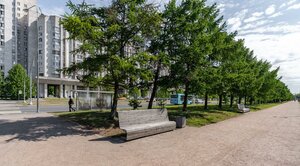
[4, 64, 30, 100]
[61, 0, 161, 118]
[61, 0, 293, 117]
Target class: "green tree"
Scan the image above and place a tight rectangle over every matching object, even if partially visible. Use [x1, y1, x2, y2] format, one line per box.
[61, 0, 160, 118]
[5, 64, 30, 100]
[146, 0, 175, 109]
[165, 0, 225, 111]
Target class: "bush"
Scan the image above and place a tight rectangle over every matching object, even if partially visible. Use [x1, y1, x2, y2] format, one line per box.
[128, 99, 142, 110]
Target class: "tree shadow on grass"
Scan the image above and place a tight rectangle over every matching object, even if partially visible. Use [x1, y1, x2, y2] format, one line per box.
[0, 116, 95, 142]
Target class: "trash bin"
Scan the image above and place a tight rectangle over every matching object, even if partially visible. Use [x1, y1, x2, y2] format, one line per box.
[175, 116, 186, 128]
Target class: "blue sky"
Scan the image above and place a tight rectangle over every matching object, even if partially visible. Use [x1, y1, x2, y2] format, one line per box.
[38, 0, 300, 94]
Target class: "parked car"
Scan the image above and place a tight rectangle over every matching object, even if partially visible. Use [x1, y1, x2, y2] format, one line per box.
[195, 99, 204, 104]
[146, 98, 156, 102]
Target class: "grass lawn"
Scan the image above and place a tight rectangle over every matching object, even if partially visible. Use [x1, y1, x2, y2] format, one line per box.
[53, 102, 282, 137]
[166, 105, 240, 127]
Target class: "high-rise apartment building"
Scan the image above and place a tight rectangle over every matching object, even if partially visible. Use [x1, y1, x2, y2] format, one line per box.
[0, 1, 98, 98]
[0, 0, 82, 98]
[37, 15, 83, 98]
[0, 0, 37, 75]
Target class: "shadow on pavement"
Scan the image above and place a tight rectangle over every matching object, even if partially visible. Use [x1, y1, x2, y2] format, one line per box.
[0, 116, 94, 142]
[89, 137, 125, 144]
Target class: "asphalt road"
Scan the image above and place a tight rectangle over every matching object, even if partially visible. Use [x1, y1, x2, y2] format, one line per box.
[19, 102, 153, 113]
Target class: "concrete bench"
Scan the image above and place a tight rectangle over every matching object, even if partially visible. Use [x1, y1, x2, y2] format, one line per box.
[237, 104, 250, 113]
[118, 109, 176, 141]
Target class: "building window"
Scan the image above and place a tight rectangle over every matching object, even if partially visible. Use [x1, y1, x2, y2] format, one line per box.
[39, 38, 42, 42]
[17, 2, 20, 6]
[0, 5, 4, 9]
[0, 41, 4, 46]
[24, 4, 27, 8]
[0, 23, 3, 27]
[52, 50, 60, 55]
[39, 50, 42, 54]
[38, 26, 42, 30]
[17, 13, 20, 17]
[17, 7, 20, 11]
[0, 35, 3, 39]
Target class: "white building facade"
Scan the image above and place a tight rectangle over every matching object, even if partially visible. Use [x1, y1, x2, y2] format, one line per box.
[0, 0, 84, 98]
[37, 15, 84, 98]
[0, 0, 38, 75]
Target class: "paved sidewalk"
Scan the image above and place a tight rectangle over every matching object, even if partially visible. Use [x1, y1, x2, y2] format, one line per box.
[0, 102, 299, 166]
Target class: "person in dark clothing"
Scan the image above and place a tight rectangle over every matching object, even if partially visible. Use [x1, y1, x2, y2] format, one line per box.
[68, 96, 75, 112]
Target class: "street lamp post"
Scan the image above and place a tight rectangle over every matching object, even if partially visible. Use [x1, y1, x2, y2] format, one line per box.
[24, 5, 42, 113]
[23, 76, 26, 103]
[29, 74, 32, 105]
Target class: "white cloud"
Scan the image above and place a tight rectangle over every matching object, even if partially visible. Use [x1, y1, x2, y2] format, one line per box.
[214, 0, 300, 93]
[252, 12, 264, 17]
[227, 17, 242, 31]
[237, 32, 300, 93]
[265, 5, 276, 15]
[240, 20, 270, 30]
[287, 0, 297, 5]
[226, 9, 248, 31]
[227, 17, 240, 25]
[243, 11, 266, 23]
[239, 24, 300, 35]
[225, 3, 240, 8]
[280, 3, 287, 9]
[269, 12, 283, 18]
[244, 16, 262, 23]
[217, 3, 225, 9]
[280, 0, 298, 9]
[287, 3, 300, 10]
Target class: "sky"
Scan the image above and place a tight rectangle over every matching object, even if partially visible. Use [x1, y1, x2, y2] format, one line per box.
[38, 0, 300, 94]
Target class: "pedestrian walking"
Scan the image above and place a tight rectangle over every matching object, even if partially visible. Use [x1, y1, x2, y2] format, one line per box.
[68, 96, 76, 112]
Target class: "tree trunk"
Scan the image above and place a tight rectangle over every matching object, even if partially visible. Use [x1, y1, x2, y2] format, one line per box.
[250, 97, 254, 105]
[182, 82, 190, 112]
[218, 94, 223, 109]
[110, 82, 119, 119]
[238, 97, 242, 104]
[148, 61, 161, 109]
[230, 94, 234, 108]
[204, 92, 208, 110]
[244, 96, 247, 105]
